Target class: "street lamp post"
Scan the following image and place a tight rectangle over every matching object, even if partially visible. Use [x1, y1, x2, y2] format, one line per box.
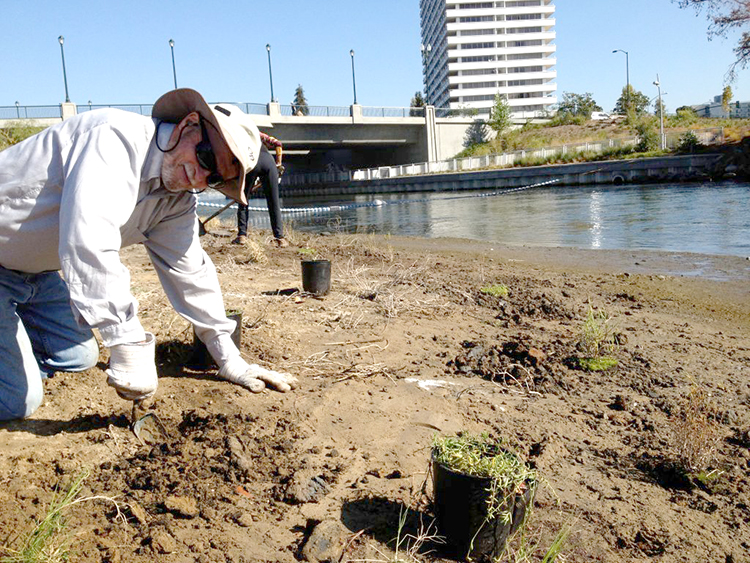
[15, 101, 20, 118]
[169, 39, 177, 89]
[266, 44, 275, 103]
[612, 49, 629, 111]
[58, 36, 70, 103]
[653, 75, 665, 150]
[420, 43, 432, 105]
[350, 49, 358, 105]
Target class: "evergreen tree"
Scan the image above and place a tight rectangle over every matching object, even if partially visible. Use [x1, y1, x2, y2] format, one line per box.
[291, 85, 309, 116]
[410, 91, 425, 117]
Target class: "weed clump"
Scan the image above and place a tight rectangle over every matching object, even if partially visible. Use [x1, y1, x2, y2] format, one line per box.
[576, 305, 618, 371]
[668, 379, 723, 474]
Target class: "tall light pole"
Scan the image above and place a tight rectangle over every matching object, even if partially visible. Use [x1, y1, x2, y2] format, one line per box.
[58, 36, 70, 103]
[15, 101, 20, 118]
[266, 44, 275, 102]
[612, 49, 629, 111]
[169, 39, 177, 89]
[653, 75, 665, 150]
[350, 49, 358, 105]
[420, 43, 432, 105]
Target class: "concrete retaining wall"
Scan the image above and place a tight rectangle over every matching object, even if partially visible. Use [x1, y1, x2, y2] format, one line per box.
[278, 154, 724, 197]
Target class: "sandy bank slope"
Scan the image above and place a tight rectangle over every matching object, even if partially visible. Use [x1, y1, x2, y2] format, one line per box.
[0, 232, 748, 562]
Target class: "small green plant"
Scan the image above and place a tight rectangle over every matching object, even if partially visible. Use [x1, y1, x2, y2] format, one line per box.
[432, 433, 536, 524]
[298, 247, 318, 257]
[0, 470, 123, 563]
[480, 283, 509, 298]
[577, 356, 618, 372]
[577, 305, 617, 361]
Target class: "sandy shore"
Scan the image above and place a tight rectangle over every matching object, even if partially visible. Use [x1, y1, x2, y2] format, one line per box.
[0, 231, 748, 562]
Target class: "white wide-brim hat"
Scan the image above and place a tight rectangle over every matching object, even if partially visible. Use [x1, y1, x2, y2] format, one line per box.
[152, 88, 261, 204]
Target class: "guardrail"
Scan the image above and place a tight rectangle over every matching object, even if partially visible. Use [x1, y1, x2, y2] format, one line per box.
[0, 105, 62, 119]
[2, 102, 459, 121]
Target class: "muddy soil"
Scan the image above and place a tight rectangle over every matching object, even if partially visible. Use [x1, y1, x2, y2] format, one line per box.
[1, 230, 748, 563]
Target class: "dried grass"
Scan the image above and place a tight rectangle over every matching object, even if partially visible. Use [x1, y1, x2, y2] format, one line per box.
[668, 379, 724, 473]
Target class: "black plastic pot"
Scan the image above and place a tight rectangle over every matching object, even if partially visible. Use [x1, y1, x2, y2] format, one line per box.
[301, 260, 331, 295]
[431, 454, 533, 561]
[191, 310, 242, 368]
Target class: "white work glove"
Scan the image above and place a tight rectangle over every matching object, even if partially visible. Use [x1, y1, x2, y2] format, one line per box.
[106, 332, 159, 401]
[218, 356, 298, 393]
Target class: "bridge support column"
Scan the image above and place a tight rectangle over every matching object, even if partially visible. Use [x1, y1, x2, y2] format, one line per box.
[425, 105, 437, 162]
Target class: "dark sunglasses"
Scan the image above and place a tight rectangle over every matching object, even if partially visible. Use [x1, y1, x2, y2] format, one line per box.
[195, 119, 227, 189]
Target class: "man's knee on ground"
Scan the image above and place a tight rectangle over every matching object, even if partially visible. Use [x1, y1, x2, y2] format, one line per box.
[0, 385, 43, 421]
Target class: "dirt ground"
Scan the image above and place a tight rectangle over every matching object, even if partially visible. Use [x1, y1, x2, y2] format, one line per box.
[1, 229, 749, 563]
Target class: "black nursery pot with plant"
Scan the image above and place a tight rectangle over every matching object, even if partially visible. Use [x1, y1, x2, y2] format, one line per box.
[431, 434, 536, 562]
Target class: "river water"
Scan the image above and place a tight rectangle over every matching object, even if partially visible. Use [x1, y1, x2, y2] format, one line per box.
[203, 180, 750, 259]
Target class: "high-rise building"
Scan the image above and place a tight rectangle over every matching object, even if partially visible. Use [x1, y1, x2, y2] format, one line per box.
[419, 0, 557, 117]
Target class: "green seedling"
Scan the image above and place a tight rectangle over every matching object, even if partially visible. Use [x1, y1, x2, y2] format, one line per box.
[577, 356, 618, 372]
[480, 284, 509, 297]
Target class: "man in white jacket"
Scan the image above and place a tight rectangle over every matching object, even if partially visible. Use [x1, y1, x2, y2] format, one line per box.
[0, 88, 297, 421]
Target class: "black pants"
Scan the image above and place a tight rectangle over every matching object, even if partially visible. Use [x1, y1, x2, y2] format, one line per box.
[236, 148, 283, 239]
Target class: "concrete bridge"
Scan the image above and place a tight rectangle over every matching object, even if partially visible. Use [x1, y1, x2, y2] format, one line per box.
[1, 101, 481, 173]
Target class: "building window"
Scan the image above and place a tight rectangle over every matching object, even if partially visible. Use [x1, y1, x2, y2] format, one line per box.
[506, 26, 542, 34]
[458, 15, 495, 22]
[461, 42, 496, 49]
[506, 13, 542, 20]
[462, 68, 497, 76]
[508, 66, 543, 73]
[460, 55, 497, 62]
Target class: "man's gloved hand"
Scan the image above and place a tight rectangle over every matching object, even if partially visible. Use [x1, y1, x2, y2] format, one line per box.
[277, 164, 285, 176]
[106, 332, 158, 401]
[218, 356, 298, 393]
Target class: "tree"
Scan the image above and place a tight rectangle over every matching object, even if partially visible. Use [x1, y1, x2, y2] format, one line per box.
[721, 85, 733, 112]
[488, 94, 512, 135]
[291, 85, 309, 116]
[613, 85, 651, 115]
[635, 118, 659, 152]
[463, 119, 489, 148]
[653, 97, 668, 117]
[410, 91, 425, 117]
[675, 0, 750, 80]
[556, 91, 602, 119]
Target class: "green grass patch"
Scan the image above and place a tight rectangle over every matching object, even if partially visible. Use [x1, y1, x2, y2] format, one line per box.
[577, 356, 618, 371]
[480, 283, 509, 297]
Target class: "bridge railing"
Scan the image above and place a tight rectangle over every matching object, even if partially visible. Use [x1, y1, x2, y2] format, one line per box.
[77, 104, 154, 115]
[0, 105, 62, 119]
[4, 102, 470, 122]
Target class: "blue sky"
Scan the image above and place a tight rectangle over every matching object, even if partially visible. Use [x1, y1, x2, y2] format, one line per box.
[2, 1, 749, 113]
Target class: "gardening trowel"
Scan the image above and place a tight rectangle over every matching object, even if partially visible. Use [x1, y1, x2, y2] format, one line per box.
[130, 400, 169, 445]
